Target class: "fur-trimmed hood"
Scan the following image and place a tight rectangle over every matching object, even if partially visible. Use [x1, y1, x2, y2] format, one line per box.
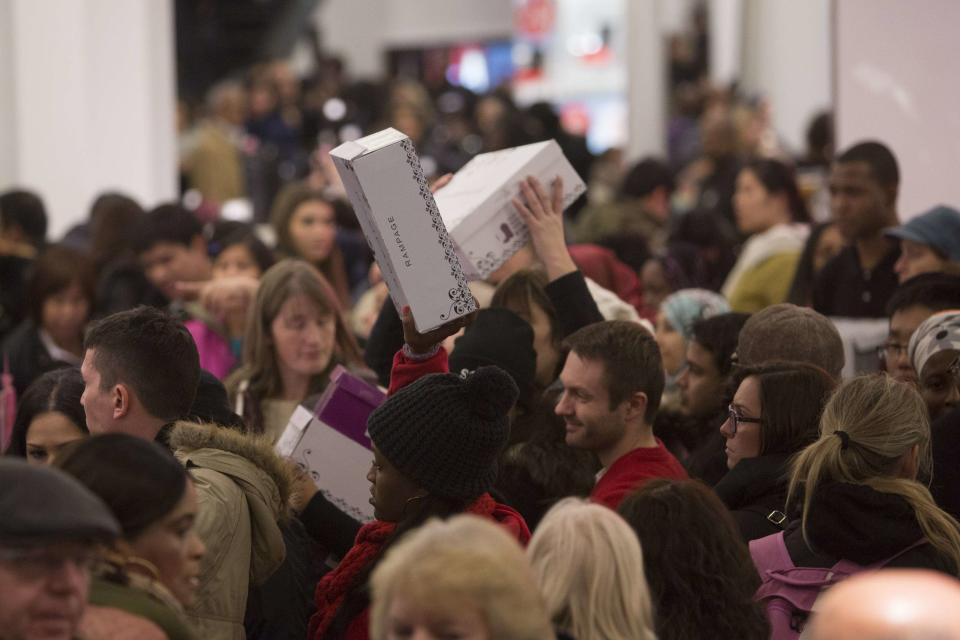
[168, 421, 294, 590]
[169, 421, 294, 511]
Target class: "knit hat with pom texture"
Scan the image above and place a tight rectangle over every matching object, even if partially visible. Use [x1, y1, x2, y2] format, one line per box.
[367, 366, 518, 500]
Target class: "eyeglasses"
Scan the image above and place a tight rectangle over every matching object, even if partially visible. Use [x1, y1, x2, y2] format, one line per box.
[0, 545, 100, 581]
[876, 342, 909, 360]
[726, 404, 762, 436]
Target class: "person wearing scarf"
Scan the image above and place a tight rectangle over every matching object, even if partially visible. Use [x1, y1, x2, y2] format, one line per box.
[309, 365, 530, 640]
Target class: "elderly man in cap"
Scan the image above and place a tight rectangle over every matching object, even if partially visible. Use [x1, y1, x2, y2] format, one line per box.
[0, 457, 119, 640]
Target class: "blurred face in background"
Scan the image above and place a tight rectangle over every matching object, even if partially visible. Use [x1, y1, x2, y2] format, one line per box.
[894, 239, 950, 283]
[140, 238, 211, 301]
[677, 340, 725, 419]
[883, 305, 934, 386]
[918, 351, 960, 420]
[288, 200, 337, 265]
[829, 162, 892, 241]
[41, 281, 90, 347]
[654, 312, 686, 376]
[734, 169, 787, 235]
[212, 243, 263, 281]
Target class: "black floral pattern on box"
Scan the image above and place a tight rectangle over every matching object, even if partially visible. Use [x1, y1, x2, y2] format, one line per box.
[295, 453, 372, 523]
[401, 138, 477, 320]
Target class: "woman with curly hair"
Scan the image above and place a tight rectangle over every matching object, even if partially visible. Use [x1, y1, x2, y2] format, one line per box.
[619, 479, 769, 640]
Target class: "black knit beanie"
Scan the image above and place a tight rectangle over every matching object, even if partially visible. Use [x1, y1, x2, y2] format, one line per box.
[367, 366, 519, 500]
[449, 308, 537, 394]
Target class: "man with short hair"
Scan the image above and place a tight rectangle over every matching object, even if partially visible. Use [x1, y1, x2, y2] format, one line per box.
[557, 320, 687, 509]
[881, 273, 960, 386]
[80, 305, 200, 442]
[813, 140, 901, 317]
[133, 204, 213, 306]
[79, 306, 289, 640]
[0, 458, 120, 640]
[675, 312, 751, 484]
[737, 303, 845, 380]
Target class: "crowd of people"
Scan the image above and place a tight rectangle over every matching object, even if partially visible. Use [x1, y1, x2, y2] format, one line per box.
[2, 56, 960, 640]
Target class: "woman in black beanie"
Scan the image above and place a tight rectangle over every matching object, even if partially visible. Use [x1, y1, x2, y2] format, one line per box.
[309, 365, 530, 640]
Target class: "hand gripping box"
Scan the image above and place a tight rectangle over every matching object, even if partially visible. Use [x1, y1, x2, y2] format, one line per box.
[329, 128, 478, 332]
[275, 366, 386, 523]
[433, 139, 586, 280]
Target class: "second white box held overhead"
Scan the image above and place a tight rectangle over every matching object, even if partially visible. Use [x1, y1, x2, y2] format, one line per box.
[329, 128, 477, 333]
[433, 139, 586, 280]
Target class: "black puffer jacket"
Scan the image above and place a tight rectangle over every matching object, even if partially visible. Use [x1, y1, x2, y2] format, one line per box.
[783, 481, 956, 574]
[714, 453, 791, 542]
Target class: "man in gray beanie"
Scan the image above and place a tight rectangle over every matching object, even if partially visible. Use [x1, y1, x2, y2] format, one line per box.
[0, 457, 120, 640]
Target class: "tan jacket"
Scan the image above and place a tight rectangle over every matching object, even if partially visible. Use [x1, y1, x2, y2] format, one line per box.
[169, 422, 293, 640]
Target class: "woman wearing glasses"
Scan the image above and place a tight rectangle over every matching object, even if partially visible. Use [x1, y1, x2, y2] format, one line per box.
[714, 362, 836, 542]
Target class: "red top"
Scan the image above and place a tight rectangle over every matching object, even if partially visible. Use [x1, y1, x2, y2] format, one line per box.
[591, 440, 688, 509]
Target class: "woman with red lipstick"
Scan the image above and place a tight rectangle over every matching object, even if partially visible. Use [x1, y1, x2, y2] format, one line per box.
[227, 260, 366, 441]
[54, 434, 205, 640]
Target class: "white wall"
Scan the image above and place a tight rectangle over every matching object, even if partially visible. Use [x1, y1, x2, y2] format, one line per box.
[0, 0, 177, 239]
[739, 0, 831, 154]
[314, 0, 514, 80]
[835, 0, 960, 220]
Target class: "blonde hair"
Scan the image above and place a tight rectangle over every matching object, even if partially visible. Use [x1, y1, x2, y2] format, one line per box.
[370, 515, 553, 640]
[788, 374, 960, 571]
[227, 260, 363, 409]
[528, 498, 658, 640]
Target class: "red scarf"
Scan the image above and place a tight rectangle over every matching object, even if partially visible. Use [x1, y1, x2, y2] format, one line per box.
[309, 493, 498, 640]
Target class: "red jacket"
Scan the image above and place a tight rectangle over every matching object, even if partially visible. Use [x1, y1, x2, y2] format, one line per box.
[387, 347, 450, 395]
[591, 440, 688, 509]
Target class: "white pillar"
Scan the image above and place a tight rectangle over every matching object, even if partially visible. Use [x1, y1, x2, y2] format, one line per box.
[626, 0, 666, 160]
[707, 0, 743, 88]
[739, 0, 831, 154]
[0, 0, 178, 240]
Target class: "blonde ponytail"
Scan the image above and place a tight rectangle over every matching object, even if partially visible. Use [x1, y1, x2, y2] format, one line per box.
[787, 374, 960, 571]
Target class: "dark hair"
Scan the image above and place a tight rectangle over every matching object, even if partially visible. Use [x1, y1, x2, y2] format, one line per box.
[83, 306, 200, 422]
[0, 189, 47, 247]
[886, 273, 960, 317]
[133, 203, 203, 254]
[669, 210, 739, 291]
[786, 222, 835, 305]
[54, 433, 188, 540]
[27, 245, 96, 325]
[806, 111, 833, 163]
[731, 361, 836, 456]
[563, 321, 664, 422]
[619, 479, 769, 640]
[740, 158, 811, 224]
[619, 158, 675, 200]
[491, 269, 562, 377]
[836, 140, 900, 188]
[6, 368, 88, 457]
[691, 312, 751, 378]
[211, 226, 276, 275]
[188, 370, 245, 430]
[89, 192, 145, 271]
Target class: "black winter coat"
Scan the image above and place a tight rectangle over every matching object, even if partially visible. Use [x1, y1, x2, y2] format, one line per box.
[715, 453, 791, 542]
[783, 481, 956, 574]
